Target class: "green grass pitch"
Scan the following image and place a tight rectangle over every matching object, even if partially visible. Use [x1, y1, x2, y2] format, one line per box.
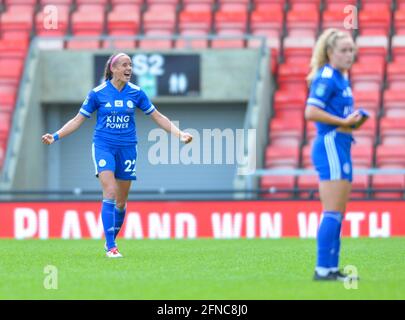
[0, 238, 404, 299]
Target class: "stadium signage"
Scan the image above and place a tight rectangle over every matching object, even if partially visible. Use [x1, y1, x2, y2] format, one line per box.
[0, 201, 404, 239]
[94, 53, 201, 98]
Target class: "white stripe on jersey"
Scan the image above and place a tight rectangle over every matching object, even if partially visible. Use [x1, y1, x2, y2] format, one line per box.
[307, 98, 326, 108]
[144, 105, 155, 114]
[80, 108, 91, 117]
[128, 82, 140, 90]
[93, 82, 107, 92]
[321, 66, 333, 79]
[91, 143, 98, 176]
[324, 131, 341, 180]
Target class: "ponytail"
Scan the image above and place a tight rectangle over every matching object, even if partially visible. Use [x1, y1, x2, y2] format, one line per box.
[104, 54, 115, 81]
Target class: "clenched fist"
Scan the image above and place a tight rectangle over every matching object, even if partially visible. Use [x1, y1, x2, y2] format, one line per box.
[41, 133, 54, 145]
[180, 131, 193, 144]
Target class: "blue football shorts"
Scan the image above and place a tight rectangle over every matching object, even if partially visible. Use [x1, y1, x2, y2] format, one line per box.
[92, 143, 138, 180]
[311, 130, 353, 182]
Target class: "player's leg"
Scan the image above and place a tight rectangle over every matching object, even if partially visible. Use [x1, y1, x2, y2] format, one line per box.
[114, 179, 132, 239]
[314, 180, 349, 279]
[92, 144, 122, 257]
[113, 144, 137, 240]
[312, 133, 353, 280]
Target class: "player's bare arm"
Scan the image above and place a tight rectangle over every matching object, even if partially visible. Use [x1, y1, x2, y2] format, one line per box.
[41, 113, 87, 145]
[150, 109, 193, 144]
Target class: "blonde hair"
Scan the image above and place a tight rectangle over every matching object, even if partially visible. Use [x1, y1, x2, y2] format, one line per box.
[306, 28, 353, 86]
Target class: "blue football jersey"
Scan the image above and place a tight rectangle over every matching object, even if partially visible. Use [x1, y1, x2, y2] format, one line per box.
[306, 64, 354, 135]
[79, 80, 156, 147]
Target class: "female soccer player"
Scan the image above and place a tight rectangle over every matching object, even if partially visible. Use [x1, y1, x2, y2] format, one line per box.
[305, 29, 367, 280]
[42, 53, 193, 258]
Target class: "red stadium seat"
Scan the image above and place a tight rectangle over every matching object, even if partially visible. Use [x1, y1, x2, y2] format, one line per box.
[138, 30, 173, 49]
[107, 5, 140, 34]
[102, 32, 137, 49]
[143, 6, 176, 34]
[277, 63, 309, 92]
[215, 9, 248, 32]
[386, 62, 405, 90]
[350, 63, 384, 91]
[376, 145, 405, 167]
[283, 36, 314, 65]
[296, 175, 319, 199]
[351, 174, 370, 199]
[0, 39, 29, 58]
[352, 145, 374, 168]
[0, 58, 24, 83]
[176, 30, 209, 49]
[4, 0, 36, 4]
[218, 0, 249, 11]
[182, 0, 214, 11]
[269, 117, 304, 146]
[355, 36, 388, 68]
[286, 10, 319, 37]
[359, 9, 391, 36]
[178, 8, 211, 48]
[66, 39, 101, 49]
[289, 0, 320, 11]
[76, 0, 108, 4]
[103, 5, 140, 48]
[111, 0, 143, 4]
[250, 8, 284, 38]
[211, 30, 245, 48]
[179, 10, 212, 33]
[391, 36, 405, 62]
[71, 5, 105, 36]
[323, 0, 356, 11]
[379, 117, 405, 145]
[322, 10, 353, 31]
[352, 116, 376, 146]
[305, 122, 316, 143]
[273, 89, 307, 114]
[36, 5, 70, 36]
[0, 112, 11, 137]
[265, 145, 300, 168]
[372, 174, 405, 199]
[398, 0, 405, 10]
[394, 10, 405, 35]
[261, 175, 296, 199]
[40, 0, 72, 3]
[0, 5, 34, 40]
[301, 143, 312, 168]
[352, 90, 380, 115]
[253, 1, 284, 12]
[383, 90, 405, 118]
[361, 1, 391, 11]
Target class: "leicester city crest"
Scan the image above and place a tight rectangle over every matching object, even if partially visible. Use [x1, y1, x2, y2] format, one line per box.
[315, 84, 326, 97]
[127, 100, 134, 108]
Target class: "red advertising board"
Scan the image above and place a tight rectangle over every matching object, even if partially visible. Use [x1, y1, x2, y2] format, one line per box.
[0, 201, 404, 239]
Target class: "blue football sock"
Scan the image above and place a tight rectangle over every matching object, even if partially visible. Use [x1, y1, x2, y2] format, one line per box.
[101, 198, 116, 250]
[316, 211, 342, 271]
[114, 205, 126, 240]
[330, 214, 343, 271]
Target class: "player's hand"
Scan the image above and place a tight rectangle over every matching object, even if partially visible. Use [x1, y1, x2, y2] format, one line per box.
[342, 111, 363, 128]
[180, 131, 193, 144]
[41, 133, 54, 145]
